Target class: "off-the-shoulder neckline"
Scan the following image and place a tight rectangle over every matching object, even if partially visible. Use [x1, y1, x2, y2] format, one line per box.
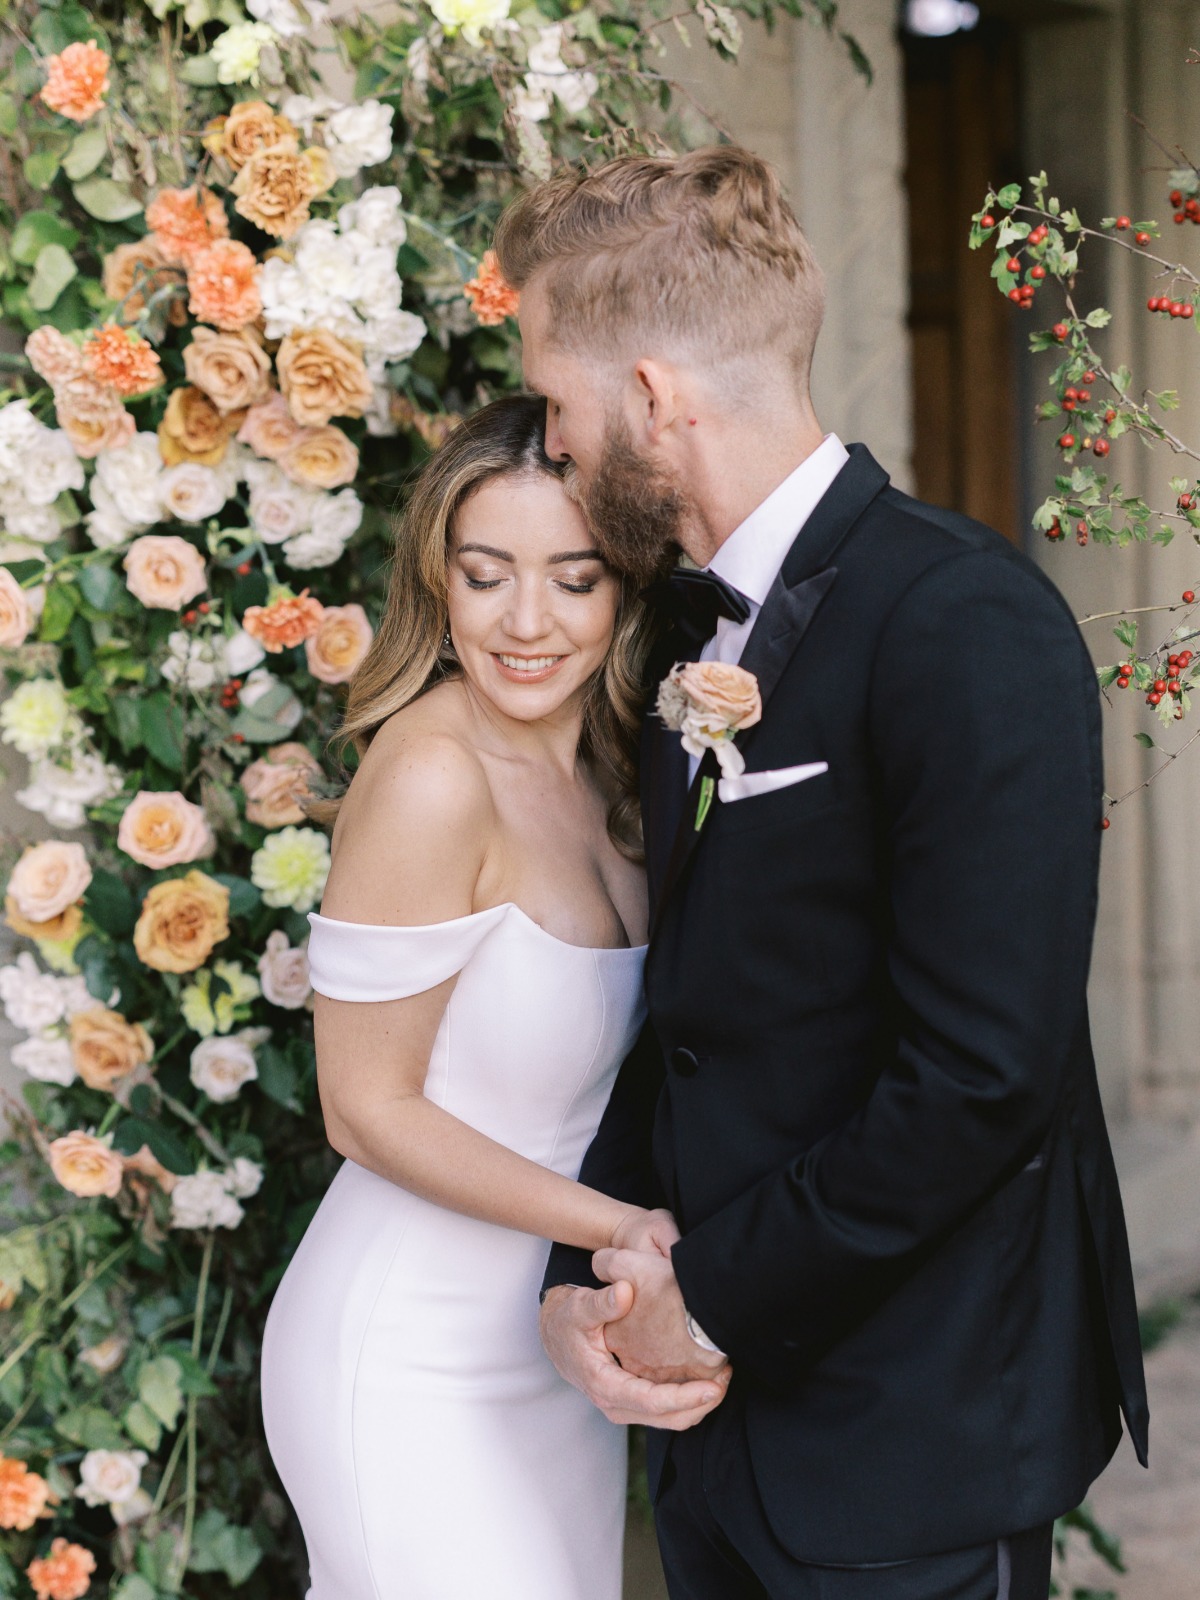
[308, 901, 648, 955]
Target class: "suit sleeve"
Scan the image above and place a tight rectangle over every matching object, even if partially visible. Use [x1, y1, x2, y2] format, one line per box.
[542, 1019, 667, 1295]
[671, 550, 1104, 1388]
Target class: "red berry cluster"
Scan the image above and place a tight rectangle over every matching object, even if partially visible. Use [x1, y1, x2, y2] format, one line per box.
[219, 677, 245, 712]
[1045, 517, 1066, 542]
[1170, 188, 1200, 225]
[181, 601, 211, 627]
[1146, 294, 1194, 319]
[1000, 222, 1053, 309]
[236, 561, 252, 577]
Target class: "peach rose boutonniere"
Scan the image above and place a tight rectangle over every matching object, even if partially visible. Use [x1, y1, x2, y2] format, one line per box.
[656, 661, 763, 826]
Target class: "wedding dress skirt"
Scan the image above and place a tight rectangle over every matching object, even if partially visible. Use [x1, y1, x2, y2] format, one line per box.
[260, 902, 646, 1600]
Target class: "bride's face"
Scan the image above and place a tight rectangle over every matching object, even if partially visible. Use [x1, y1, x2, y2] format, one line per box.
[446, 470, 620, 727]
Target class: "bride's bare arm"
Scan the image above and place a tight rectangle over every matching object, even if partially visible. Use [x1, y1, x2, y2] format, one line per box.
[315, 722, 649, 1253]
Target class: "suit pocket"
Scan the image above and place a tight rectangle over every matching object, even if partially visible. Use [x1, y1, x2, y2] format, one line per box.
[715, 763, 838, 834]
[718, 760, 829, 803]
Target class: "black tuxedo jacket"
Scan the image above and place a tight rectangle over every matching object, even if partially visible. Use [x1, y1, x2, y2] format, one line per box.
[544, 445, 1148, 1564]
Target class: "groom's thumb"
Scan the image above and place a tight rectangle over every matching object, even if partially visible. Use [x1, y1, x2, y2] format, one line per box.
[604, 1279, 634, 1321]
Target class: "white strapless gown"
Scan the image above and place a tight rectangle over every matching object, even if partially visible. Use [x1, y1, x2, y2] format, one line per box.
[260, 902, 647, 1600]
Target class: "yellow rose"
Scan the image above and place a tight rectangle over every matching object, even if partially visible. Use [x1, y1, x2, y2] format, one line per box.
[278, 424, 359, 489]
[5, 899, 83, 944]
[133, 871, 230, 974]
[157, 384, 237, 466]
[277, 328, 374, 428]
[47, 1130, 125, 1199]
[305, 603, 373, 686]
[182, 327, 272, 415]
[215, 100, 298, 170]
[69, 1008, 153, 1093]
[231, 142, 319, 240]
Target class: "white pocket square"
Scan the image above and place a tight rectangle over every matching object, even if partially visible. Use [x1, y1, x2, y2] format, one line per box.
[718, 761, 829, 803]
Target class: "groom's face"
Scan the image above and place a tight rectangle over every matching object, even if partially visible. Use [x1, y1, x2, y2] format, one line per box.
[520, 278, 683, 586]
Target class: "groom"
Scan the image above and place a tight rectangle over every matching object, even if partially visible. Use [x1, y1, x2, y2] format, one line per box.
[494, 147, 1148, 1599]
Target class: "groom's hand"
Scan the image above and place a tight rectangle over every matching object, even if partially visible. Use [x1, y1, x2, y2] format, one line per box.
[592, 1247, 730, 1386]
[539, 1282, 729, 1430]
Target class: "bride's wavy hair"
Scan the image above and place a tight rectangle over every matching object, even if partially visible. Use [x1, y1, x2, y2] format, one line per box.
[315, 394, 652, 860]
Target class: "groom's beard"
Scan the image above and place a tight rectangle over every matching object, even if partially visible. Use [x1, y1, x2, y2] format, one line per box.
[569, 421, 685, 588]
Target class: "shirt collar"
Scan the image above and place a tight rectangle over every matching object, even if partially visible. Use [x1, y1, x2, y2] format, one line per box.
[707, 434, 850, 608]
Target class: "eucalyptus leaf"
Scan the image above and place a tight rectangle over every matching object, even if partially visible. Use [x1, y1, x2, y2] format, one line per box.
[10, 209, 78, 267]
[55, 1405, 129, 1450]
[63, 124, 110, 181]
[138, 1355, 184, 1429]
[27, 242, 77, 310]
[23, 151, 62, 192]
[72, 176, 144, 222]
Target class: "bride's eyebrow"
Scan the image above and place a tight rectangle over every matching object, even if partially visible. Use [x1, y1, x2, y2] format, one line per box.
[549, 549, 603, 564]
[457, 543, 514, 560]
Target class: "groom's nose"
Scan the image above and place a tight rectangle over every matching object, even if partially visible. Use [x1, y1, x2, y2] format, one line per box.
[544, 413, 568, 463]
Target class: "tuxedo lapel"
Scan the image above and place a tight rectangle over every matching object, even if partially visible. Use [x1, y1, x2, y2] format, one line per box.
[647, 444, 891, 937]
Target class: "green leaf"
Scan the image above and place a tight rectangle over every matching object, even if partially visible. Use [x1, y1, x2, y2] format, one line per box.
[24, 150, 62, 191]
[256, 1043, 301, 1112]
[157, 1343, 218, 1398]
[1134, 732, 1156, 748]
[62, 124, 109, 181]
[1114, 619, 1139, 651]
[187, 1508, 263, 1585]
[72, 176, 144, 222]
[180, 53, 220, 85]
[0, 94, 17, 139]
[113, 1114, 194, 1176]
[39, 579, 77, 642]
[55, 1404, 128, 1449]
[122, 1399, 162, 1451]
[113, 1577, 159, 1600]
[78, 562, 123, 612]
[138, 1355, 184, 1429]
[85, 869, 136, 936]
[3, 558, 47, 585]
[28, 242, 78, 309]
[1084, 307, 1113, 328]
[212, 874, 262, 917]
[140, 695, 186, 771]
[997, 182, 1021, 209]
[75, 933, 121, 1004]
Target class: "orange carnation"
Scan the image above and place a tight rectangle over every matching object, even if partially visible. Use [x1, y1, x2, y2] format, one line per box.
[243, 590, 325, 653]
[146, 186, 230, 268]
[26, 1537, 96, 1600]
[187, 239, 262, 332]
[81, 325, 163, 398]
[0, 1456, 55, 1531]
[39, 40, 109, 123]
[463, 251, 520, 327]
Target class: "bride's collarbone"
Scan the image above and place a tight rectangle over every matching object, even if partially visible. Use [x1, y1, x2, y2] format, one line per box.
[479, 814, 643, 953]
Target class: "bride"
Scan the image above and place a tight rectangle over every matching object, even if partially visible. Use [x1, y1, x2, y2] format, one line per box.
[259, 394, 726, 1600]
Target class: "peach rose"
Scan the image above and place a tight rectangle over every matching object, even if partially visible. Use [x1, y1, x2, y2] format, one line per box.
[7, 841, 91, 924]
[305, 603, 373, 685]
[39, 40, 109, 123]
[102, 238, 188, 327]
[463, 250, 520, 327]
[187, 239, 262, 332]
[54, 374, 135, 458]
[243, 590, 324, 653]
[122, 1143, 177, 1194]
[391, 395, 462, 450]
[673, 660, 763, 731]
[47, 1130, 124, 1200]
[231, 143, 319, 239]
[81, 324, 163, 398]
[183, 327, 272, 414]
[277, 328, 374, 428]
[237, 391, 304, 460]
[25, 325, 85, 388]
[158, 384, 235, 467]
[118, 790, 215, 868]
[123, 535, 207, 611]
[70, 1008, 153, 1093]
[302, 145, 338, 196]
[133, 871, 230, 974]
[278, 424, 359, 489]
[211, 100, 298, 170]
[146, 185, 230, 268]
[5, 899, 83, 944]
[26, 1536, 96, 1600]
[0, 569, 32, 647]
[0, 1456, 55, 1531]
[240, 741, 321, 826]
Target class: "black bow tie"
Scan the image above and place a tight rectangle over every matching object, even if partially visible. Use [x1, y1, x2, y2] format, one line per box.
[659, 566, 752, 650]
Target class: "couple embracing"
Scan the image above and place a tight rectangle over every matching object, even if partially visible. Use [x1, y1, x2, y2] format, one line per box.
[259, 146, 1148, 1600]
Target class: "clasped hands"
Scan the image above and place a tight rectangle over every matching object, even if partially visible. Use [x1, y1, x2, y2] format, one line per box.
[539, 1207, 731, 1431]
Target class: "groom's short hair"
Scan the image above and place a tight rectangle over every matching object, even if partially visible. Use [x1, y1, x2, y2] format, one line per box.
[494, 145, 825, 397]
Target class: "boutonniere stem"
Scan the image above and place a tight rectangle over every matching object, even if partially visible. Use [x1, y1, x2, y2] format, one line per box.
[695, 776, 715, 831]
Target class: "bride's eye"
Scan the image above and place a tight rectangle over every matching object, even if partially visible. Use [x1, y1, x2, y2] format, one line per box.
[463, 573, 503, 590]
[557, 579, 597, 595]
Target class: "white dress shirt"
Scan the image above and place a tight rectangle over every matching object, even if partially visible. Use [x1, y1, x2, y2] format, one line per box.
[687, 433, 849, 782]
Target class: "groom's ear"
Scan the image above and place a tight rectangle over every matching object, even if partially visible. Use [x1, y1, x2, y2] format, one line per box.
[633, 358, 683, 444]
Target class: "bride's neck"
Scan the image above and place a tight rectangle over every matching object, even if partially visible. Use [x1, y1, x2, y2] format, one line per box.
[458, 677, 587, 779]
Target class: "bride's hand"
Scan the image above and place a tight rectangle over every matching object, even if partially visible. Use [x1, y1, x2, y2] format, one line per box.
[609, 1207, 681, 1257]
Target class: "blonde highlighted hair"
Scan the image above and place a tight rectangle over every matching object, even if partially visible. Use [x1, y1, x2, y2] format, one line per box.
[319, 395, 651, 859]
[493, 145, 826, 394]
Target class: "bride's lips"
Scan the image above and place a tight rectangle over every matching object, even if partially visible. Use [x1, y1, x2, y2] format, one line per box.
[491, 652, 569, 685]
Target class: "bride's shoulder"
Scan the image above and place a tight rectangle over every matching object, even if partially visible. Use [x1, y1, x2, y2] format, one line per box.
[324, 691, 495, 923]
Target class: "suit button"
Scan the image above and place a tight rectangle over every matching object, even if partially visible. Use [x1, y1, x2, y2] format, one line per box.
[672, 1047, 699, 1078]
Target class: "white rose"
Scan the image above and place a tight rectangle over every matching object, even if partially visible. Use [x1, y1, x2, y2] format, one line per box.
[512, 81, 552, 122]
[85, 491, 138, 551]
[0, 491, 63, 545]
[259, 259, 319, 341]
[248, 465, 320, 544]
[58, 974, 100, 1016]
[281, 526, 346, 569]
[190, 1030, 261, 1102]
[239, 666, 304, 730]
[554, 69, 596, 117]
[224, 627, 267, 677]
[280, 90, 341, 137]
[11, 1030, 76, 1086]
[324, 101, 394, 178]
[93, 434, 165, 527]
[170, 1169, 245, 1230]
[351, 250, 404, 317]
[293, 220, 361, 296]
[24, 427, 85, 506]
[225, 1156, 264, 1198]
[0, 402, 46, 483]
[159, 462, 229, 523]
[338, 187, 407, 249]
[17, 751, 122, 831]
[76, 1449, 148, 1509]
[311, 487, 363, 544]
[161, 629, 226, 691]
[362, 310, 426, 374]
[246, 0, 328, 37]
[258, 928, 312, 1009]
[0, 953, 68, 1031]
[112, 1489, 154, 1526]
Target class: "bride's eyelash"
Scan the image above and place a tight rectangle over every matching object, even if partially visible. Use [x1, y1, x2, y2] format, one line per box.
[558, 580, 597, 595]
[464, 576, 502, 590]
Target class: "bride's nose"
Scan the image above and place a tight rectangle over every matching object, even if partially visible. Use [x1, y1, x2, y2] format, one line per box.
[502, 578, 555, 642]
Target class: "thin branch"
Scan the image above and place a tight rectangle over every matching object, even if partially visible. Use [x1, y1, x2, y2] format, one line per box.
[1108, 724, 1200, 808]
